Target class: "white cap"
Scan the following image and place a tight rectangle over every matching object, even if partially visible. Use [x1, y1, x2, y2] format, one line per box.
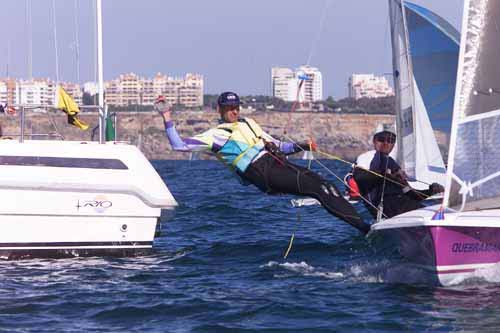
[373, 123, 396, 137]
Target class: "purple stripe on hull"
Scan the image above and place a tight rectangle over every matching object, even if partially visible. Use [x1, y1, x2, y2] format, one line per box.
[431, 226, 500, 267]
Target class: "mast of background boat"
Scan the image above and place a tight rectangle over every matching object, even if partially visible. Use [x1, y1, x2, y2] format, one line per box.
[389, 0, 415, 176]
[96, 0, 105, 143]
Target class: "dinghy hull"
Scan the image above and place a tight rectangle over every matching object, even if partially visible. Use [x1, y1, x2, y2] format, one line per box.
[370, 206, 500, 286]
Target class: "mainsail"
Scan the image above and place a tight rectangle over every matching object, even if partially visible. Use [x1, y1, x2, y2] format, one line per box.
[445, 0, 500, 211]
[389, 1, 459, 186]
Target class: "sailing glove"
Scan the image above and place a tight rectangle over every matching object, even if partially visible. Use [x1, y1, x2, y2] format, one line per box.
[429, 183, 445, 194]
[154, 96, 171, 113]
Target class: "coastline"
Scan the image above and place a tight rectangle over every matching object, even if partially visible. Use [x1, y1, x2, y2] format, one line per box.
[1, 111, 395, 161]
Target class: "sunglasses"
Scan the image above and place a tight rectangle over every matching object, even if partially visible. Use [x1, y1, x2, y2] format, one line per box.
[376, 136, 396, 144]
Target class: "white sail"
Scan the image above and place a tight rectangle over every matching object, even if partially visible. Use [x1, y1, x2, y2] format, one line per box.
[413, 81, 446, 186]
[445, 0, 500, 211]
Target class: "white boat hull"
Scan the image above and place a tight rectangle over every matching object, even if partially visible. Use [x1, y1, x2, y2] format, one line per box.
[0, 140, 177, 259]
[370, 205, 500, 286]
[0, 215, 159, 259]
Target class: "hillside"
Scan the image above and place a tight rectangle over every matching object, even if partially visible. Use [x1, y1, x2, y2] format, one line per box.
[0, 110, 395, 161]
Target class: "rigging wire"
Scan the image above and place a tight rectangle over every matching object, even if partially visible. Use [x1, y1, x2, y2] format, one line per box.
[281, 134, 432, 201]
[280, 0, 336, 258]
[92, 0, 98, 103]
[6, 41, 10, 78]
[283, 0, 332, 137]
[73, 0, 81, 83]
[26, 0, 33, 80]
[377, 156, 390, 222]
[51, 0, 60, 83]
[306, 0, 332, 66]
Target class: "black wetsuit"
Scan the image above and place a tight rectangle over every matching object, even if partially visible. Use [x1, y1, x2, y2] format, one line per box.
[353, 151, 432, 219]
[242, 153, 370, 234]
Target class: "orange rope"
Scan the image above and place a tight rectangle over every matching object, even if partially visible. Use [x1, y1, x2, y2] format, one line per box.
[283, 79, 305, 136]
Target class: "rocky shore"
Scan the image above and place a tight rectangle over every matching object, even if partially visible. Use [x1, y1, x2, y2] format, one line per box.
[0, 110, 395, 161]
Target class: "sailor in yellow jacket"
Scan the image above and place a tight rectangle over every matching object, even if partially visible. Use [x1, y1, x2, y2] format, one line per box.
[157, 92, 369, 234]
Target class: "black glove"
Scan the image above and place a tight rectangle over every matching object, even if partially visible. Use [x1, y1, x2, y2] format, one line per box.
[293, 141, 315, 153]
[429, 183, 444, 194]
[264, 141, 285, 159]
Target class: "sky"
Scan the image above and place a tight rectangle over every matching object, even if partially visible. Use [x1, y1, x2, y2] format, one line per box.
[0, 0, 463, 98]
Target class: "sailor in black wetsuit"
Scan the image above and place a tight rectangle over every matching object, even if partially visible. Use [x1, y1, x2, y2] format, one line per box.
[157, 92, 370, 234]
[353, 129, 444, 219]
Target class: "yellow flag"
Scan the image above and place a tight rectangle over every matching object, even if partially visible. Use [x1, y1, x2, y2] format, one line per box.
[56, 86, 89, 130]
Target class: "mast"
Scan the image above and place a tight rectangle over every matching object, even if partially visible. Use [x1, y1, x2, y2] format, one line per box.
[96, 0, 105, 143]
[388, 0, 416, 176]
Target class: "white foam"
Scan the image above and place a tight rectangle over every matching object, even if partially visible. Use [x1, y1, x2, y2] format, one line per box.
[347, 260, 438, 284]
[262, 260, 344, 279]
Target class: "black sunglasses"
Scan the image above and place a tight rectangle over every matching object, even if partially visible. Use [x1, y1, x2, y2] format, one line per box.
[220, 105, 240, 113]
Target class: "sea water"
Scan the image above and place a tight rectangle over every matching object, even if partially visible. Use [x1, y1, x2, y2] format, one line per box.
[1, 160, 500, 332]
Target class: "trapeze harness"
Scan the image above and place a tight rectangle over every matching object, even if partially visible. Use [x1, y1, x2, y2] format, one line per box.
[214, 118, 268, 175]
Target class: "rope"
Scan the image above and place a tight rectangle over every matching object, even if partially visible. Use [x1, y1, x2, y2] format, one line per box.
[283, 211, 300, 259]
[278, 134, 388, 217]
[283, 79, 305, 136]
[281, 134, 432, 214]
[309, 153, 388, 218]
[377, 155, 390, 222]
[313, 148, 431, 198]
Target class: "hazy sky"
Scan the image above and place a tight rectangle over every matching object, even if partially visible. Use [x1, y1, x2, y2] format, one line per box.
[1, 0, 463, 98]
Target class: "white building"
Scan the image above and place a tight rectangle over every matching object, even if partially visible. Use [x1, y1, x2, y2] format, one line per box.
[348, 74, 394, 99]
[272, 66, 323, 103]
[15, 79, 81, 106]
[0, 79, 17, 105]
[271, 67, 298, 102]
[0, 81, 8, 105]
[17, 79, 56, 106]
[296, 65, 323, 103]
[83, 82, 99, 96]
[103, 72, 203, 108]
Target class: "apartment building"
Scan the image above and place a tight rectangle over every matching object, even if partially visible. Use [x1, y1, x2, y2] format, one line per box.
[0, 78, 17, 105]
[103, 72, 204, 107]
[0, 78, 82, 107]
[271, 65, 322, 103]
[1, 71, 203, 109]
[17, 79, 57, 106]
[296, 65, 323, 103]
[348, 74, 394, 99]
[271, 67, 298, 102]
